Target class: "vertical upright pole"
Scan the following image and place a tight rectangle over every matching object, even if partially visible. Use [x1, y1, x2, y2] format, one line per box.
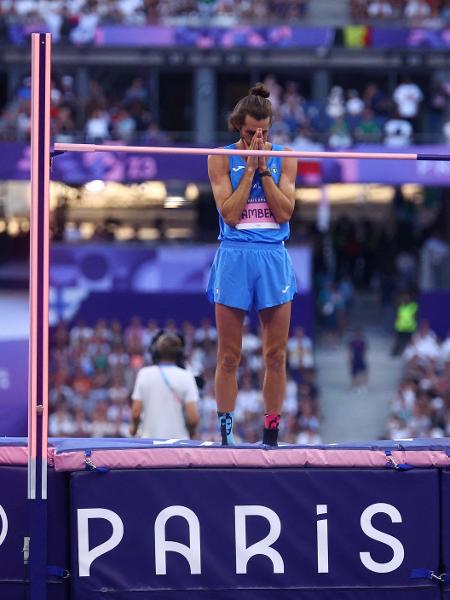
[29, 31, 51, 599]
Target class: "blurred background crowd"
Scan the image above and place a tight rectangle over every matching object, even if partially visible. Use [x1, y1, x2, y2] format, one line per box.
[49, 317, 320, 443]
[1, 0, 449, 28]
[2, 72, 450, 147]
[385, 320, 450, 439]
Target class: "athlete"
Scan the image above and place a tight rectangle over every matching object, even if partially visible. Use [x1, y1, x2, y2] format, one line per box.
[207, 83, 298, 446]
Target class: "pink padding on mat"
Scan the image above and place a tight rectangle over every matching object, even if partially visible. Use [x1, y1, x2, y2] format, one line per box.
[0, 447, 56, 466]
[0, 446, 29, 465]
[390, 450, 449, 467]
[50, 447, 446, 472]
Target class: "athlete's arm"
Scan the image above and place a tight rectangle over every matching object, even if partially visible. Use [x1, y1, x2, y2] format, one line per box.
[259, 148, 297, 224]
[208, 134, 259, 227]
[129, 399, 142, 436]
[184, 401, 200, 439]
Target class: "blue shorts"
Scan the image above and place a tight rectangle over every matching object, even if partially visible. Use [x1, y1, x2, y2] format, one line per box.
[206, 240, 297, 312]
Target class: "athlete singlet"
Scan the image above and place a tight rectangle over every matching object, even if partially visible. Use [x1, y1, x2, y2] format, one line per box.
[217, 143, 290, 244]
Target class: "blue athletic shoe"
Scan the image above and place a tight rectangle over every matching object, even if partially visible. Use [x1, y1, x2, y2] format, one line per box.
[218, 412, 235, 446]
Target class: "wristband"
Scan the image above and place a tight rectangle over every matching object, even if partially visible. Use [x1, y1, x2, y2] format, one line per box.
[259, 169, 271, 178]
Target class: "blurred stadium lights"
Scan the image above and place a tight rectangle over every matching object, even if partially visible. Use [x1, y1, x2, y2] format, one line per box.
[165, 227, 192, 239]
[78, 223, 96, 239]
[136, 227, 160, 241]
[84, 180, 105, 193]
[296, 183, 423, 205]
[164, 195, 185, 208]
[6, 219, 20, 236]
[185, 183, 199, 201]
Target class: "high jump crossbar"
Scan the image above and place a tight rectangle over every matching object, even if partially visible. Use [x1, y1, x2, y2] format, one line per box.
[53, 143, 450, 161]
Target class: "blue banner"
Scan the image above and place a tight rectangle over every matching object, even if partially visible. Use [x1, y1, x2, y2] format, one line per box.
[70, 468, 439, 598]
[0, 467, 69, 599]
[7, 23, 335, 49]
[0, 340, 28, 437]
[49, 243, 312, 328]
[418, 292, 450, 338]
[371, 28, 450, 49]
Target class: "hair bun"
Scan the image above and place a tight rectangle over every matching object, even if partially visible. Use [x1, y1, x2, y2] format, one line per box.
[250, 83, 270, 99]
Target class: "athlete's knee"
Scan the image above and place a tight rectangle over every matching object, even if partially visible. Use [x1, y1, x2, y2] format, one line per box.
[217, 350, 241, 374]
[264, 347, 286, 372]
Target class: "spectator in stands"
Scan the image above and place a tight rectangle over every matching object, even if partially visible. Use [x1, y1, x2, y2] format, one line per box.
[326, 86, 345, 120]
[363, 82, 392, 118]
[346, 89, 364, 118]
[287, 326, 314, 375]
[404, 0, 431, 20]
[124, 316, 145, 354]
[404, 319, 440, 363]
[130, 331, 200, 439]
[263, 75, 283, 111]
[112, 108, 136, 141]
[393, 76, 423, 127]
[291, 125, 324, 151]
[367, 0, 394, 18]
[328, 115, 353, 148]
[348, 327, 369, 391]
[428, 81, 450, 138]
[391, 292, 418, 356]
[279, 93, 305, 136]
[420, 229, 450, 290]
[443, 115, 450, 144]
[395, 249, 417, 289]
[384, 112, 413, 146]
[142, 121, 168, 145]
[70, 2, 99, 45]
[442, 330, 450, 362]
[354, 108, 382, 142]
[53, 105, 76, 142]
[85, 108, 110, 141]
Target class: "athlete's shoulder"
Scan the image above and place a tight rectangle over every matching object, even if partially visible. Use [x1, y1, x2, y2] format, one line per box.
[208, 149, 228, 170]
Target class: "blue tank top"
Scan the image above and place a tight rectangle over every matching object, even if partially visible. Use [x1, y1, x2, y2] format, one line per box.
[217, 143, 291, 243]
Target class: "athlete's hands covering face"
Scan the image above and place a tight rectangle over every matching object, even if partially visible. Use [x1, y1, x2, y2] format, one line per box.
[256, 128, 267, 172]
[243, 129, 260, 173]
[243, 128, 266, 173]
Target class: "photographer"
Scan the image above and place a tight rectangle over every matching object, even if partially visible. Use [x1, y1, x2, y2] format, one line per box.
[130, 332, 200, 440]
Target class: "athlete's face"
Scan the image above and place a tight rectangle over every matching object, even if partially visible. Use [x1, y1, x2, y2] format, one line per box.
[240, 115, 270, 147]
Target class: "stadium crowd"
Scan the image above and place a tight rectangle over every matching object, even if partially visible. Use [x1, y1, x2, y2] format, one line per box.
[351, 0, 450, 23]
[1, 71, 448, 146]
[0, 0, 446, 30]
[385, 319, 450, 439]
[48, 316, 321, 444]
[0, 0, 309, 33]
[266, 75, 450, 149]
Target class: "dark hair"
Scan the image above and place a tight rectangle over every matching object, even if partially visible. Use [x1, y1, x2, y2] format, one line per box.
[151, 331, 185, 365]
[228, 83, 272, 132]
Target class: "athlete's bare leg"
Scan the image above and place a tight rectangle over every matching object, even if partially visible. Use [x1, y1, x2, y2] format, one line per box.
[214, 303, 246, 412]
[259, 302, 291, 444]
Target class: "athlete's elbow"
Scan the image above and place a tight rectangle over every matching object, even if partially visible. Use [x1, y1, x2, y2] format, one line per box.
[222, 213, 239, 227]
[275, 211, 293, 224]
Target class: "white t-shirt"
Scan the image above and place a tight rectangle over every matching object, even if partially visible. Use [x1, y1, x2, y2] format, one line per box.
[384, 118, 412, 146]
[132, 365, 199, 439]
[405, 0, 431, 18]
[393, 83, 423, 118]
[367, 1, 393, 17]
